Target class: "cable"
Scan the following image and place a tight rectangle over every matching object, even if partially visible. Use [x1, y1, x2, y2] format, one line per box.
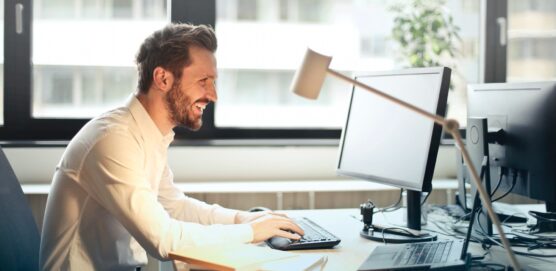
[491, 169, 518, 202]
[529, 211, 556, 223]
[455, 210, 474, 223]
[473, 208, 556, 258]
[426, 220, 460, 237]
[489, 167, 505, 197]
[373, 188, 403, 214]
[420, 191, 431, 207]
[482, 233, 556, 258]
[379, 227, 414, 244]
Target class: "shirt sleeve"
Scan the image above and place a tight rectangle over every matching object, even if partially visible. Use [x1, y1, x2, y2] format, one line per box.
[78, 131, 253, 260]
[157, 165, 239, 225]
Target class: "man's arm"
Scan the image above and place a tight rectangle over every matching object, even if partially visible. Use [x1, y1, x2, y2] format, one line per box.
[157, 162, 305, 242]
[78, 132, 254, 259]
[157, 165, 239, 225]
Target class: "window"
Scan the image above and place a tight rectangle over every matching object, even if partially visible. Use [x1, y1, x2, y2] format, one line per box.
[508, 0, 556, 81]
[0, 0, 523, 142]
[215, 0, 480, 130]
[32, 0, 167, 119]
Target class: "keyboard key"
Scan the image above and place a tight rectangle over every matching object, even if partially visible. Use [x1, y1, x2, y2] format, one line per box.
[424, 245, 438, 263]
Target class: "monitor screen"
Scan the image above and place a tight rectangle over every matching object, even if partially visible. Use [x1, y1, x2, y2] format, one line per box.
[337, 67, 450, 192]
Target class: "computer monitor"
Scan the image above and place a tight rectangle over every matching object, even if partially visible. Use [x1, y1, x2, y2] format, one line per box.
[467, 82, 556, 211]
[337, 67, 450, 237]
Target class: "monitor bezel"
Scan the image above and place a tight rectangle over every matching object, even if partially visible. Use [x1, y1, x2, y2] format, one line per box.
[336, 67, 450, 193]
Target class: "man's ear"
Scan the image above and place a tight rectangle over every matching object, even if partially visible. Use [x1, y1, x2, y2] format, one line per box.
[152, 67, 174, 93]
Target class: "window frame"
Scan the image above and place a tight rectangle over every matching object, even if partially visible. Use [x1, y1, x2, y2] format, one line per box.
[1, 0, 508, 144]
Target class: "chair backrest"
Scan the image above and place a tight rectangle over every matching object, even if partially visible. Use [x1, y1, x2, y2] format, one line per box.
[0, 146, 40, 271]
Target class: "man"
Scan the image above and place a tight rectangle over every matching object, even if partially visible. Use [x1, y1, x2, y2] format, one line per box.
[39, 23, 303, 271]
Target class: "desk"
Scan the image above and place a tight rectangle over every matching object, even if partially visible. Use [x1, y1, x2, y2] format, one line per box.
[170, 206, 555, 271]
[276, 209, 374, 271]
[169, 208, 371, 270]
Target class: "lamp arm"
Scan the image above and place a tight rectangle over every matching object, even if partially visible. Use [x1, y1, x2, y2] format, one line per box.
[326, 68, 522, 271]
[451, 127, 521, 271]
[326, 69, 448, 126]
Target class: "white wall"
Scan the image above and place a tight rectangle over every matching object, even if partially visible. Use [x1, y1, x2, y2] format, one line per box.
[5, 145, 456, 184]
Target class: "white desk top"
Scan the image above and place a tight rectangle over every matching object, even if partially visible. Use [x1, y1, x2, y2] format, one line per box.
[277, 206, 553, 271]
[282, 209, 373, 271]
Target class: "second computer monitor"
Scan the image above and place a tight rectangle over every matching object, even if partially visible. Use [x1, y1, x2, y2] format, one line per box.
[337, 67, 450, 193]
[467, 81, 556, 211]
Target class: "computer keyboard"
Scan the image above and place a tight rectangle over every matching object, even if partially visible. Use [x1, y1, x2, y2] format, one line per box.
[265, 217, 341, 250]
[395, 240, 455, 265]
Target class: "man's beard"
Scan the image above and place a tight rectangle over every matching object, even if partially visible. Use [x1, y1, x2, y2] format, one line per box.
[165, 81, 203, 131]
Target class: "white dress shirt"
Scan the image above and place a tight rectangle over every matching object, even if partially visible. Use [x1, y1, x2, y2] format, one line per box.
[39, 96, 253, 271]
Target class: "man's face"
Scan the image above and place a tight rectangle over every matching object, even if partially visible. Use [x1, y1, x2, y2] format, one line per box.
[165, 46, 217, 131]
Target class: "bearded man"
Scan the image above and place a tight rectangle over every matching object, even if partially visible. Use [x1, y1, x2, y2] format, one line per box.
[39, 23, 303, 271]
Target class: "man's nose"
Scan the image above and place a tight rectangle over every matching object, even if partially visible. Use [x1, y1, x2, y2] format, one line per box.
[207, 83, 217, 102]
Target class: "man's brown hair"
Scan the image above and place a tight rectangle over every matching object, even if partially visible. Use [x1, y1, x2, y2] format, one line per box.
[135, 23, 217, 93]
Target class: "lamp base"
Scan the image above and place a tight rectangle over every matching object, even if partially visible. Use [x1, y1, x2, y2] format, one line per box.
[360, 228, 437, 243]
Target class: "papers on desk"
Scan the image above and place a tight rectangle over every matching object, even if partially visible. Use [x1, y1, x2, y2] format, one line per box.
[168, 244, 327, 271]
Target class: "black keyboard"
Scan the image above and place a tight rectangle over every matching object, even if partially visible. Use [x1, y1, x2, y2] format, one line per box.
[395, 240, 454, 265]
[265, 217, 341, 250]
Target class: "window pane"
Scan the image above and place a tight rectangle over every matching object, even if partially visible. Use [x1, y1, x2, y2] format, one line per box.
[32, 0, 168, 118]
[508, 0, 556, 81]
[215, 0, 480, 129]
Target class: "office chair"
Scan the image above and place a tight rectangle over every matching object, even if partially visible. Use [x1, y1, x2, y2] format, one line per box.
[0, 146, 41, 271]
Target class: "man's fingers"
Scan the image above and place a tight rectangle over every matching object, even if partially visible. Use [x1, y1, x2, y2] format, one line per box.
[274, 229, 302, 240]
[277, 220, 305, 236]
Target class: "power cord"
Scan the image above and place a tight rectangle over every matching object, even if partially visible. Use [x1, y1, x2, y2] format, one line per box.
[491, 169, 518, 202]
[528, 210, 556, 222]
[473, 209, 556, 257]
[373, 188, 404, 214]
[420, 191, 431, 206]
[489, 167, 506, 197]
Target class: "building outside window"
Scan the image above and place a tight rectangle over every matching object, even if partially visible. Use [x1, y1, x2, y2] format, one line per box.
[28, 0, 480, 136]
[3, 0, 556, 143]
[508, 0, 556, 81]
[214, 0, 480, 129]
[32, 0, 167, 118]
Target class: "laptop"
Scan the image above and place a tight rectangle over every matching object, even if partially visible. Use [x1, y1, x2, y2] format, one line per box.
[357, 204, 477, 270]
[357, 239, 467, 271]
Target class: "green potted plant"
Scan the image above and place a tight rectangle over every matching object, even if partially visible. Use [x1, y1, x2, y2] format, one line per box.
[389, 0, 461, 74]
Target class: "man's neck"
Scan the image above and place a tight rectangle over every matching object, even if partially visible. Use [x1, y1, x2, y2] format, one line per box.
[135, 92, 175, 135]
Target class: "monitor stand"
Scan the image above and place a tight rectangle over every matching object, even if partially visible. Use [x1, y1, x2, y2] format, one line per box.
[360, 191, 437, 243]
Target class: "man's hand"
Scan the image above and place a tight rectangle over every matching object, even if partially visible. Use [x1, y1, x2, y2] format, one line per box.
[248, 214, 305, 243]
[234, 210, 286, 224]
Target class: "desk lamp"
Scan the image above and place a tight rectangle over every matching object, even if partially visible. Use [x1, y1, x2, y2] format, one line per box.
[290, 48, 521, 271]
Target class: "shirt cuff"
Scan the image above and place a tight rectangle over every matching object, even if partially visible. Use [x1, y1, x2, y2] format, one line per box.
[212, 204, 240, 225]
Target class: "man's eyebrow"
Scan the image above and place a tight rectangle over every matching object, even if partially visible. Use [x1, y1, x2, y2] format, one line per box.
[200, 74, 217, 80]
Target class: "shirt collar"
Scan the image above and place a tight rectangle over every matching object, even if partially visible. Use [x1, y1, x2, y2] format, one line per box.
[126, 95, 175, 147]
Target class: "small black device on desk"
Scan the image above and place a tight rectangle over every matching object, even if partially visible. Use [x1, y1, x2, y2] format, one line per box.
[266, 217, 341, 250]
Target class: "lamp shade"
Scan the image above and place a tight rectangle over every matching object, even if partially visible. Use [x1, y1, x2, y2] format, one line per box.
[290, 48, 332, 99]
